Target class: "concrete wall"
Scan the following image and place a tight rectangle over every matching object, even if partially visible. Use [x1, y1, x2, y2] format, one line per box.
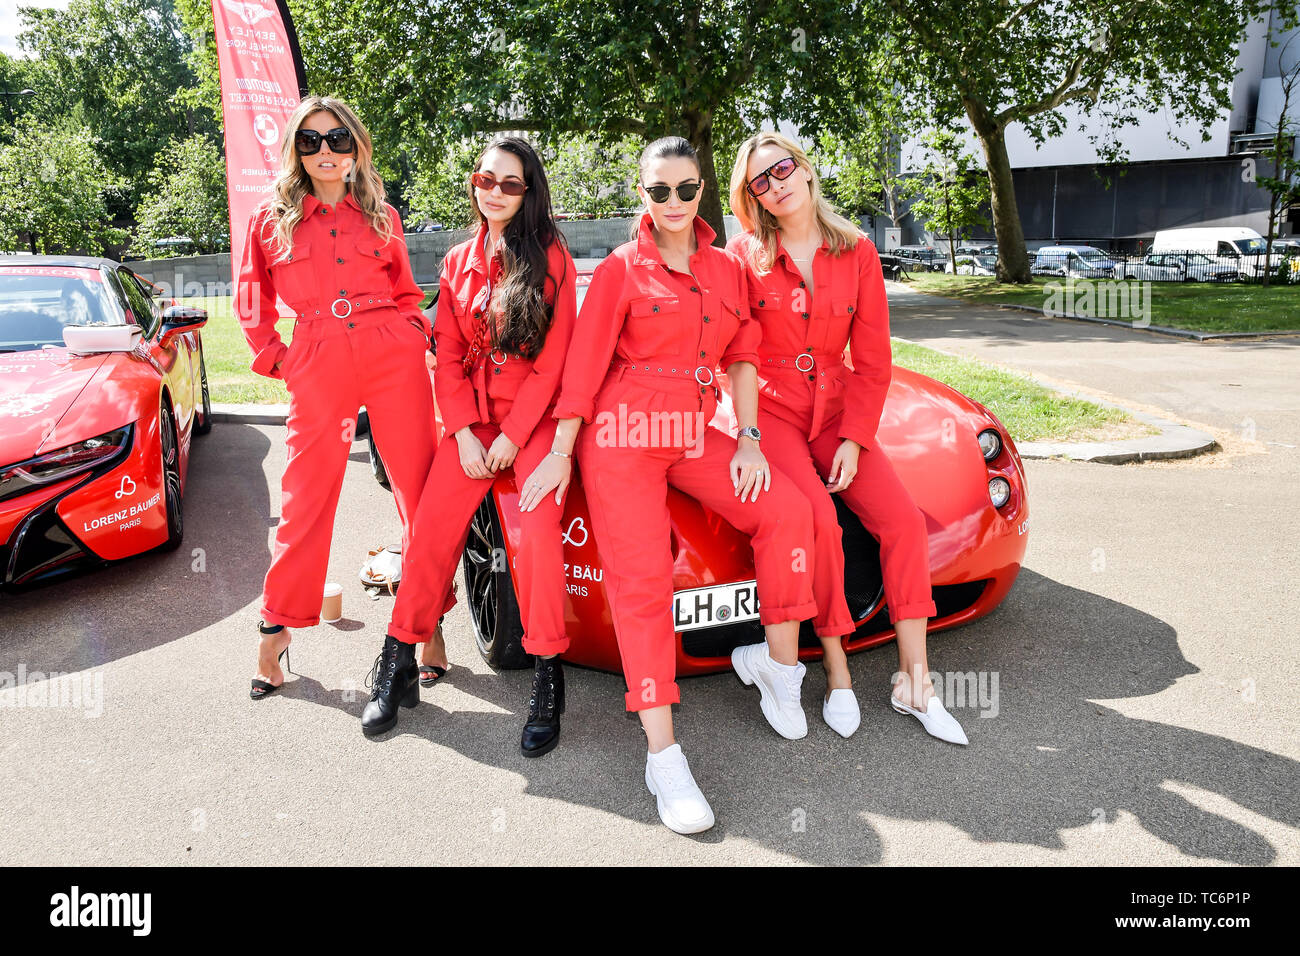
[131, 215, 743, 293]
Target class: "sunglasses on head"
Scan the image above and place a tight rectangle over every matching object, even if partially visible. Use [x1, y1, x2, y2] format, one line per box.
[471, 171, 528, 196]
[294, 127, 355, 156]
[643, 181, 701, 204]
[746, 156, 799, 198]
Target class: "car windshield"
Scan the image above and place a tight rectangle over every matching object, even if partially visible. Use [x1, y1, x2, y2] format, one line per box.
[1075, 248, 1109, 260]
[975, 255, 997, 268]
[0, 267, 122, 353]
[1235, 237, 1267, 254]
[1184, 253, 1213, 264]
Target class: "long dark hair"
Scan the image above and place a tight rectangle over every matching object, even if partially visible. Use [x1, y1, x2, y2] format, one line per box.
[468, 136, 567, 357]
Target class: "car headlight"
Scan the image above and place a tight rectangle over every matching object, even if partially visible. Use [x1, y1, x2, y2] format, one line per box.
[978, 428, 1002, 461]
[0, 426, 133, 503]
[988, 477, 1011, 508]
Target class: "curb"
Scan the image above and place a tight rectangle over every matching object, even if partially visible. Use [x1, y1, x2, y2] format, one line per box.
[888, 282, 1300, 341]
[890, 337, 1219, 464]
[212, 403, 288, 425]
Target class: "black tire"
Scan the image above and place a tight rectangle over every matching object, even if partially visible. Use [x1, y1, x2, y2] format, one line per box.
[159, 404, 184, 551]
[193, 344, 212, 436]
[462, 496, 528, 669]
[368, 431, 391, 491]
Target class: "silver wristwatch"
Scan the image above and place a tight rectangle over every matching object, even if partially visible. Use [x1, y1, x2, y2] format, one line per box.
[738, 425, 762, 443]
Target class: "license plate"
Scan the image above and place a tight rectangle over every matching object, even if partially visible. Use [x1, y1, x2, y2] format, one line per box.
[673, 580, 760, 632]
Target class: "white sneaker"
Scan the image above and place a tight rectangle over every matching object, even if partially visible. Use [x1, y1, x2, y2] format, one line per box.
[822, 688, 861, 738]
[731, 642, 808, 739]
[890, 691, 969, 745]
[644, 744, 715, 834]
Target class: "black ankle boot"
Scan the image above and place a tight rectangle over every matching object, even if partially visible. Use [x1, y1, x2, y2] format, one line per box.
[521, 656, 565, 757]
[361, 635, 419, 736]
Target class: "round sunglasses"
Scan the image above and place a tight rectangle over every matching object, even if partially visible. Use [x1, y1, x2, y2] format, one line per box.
[471, 171, 528, 196]
[294, 127, 355, 156]
[642, 181, 701, 204]
[746, 156, 799, 198]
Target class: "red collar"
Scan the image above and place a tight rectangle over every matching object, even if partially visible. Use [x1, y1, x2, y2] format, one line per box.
[632, 211, 717, 266]
[301, 190, 363, 217]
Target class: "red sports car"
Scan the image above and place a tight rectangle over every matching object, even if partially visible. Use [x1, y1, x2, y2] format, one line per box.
[0, 258, 210, 589]
[370, 267, 1028, 673]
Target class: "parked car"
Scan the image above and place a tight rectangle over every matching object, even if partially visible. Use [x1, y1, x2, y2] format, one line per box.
[0, 257, 211, 589]
[1031, 245, 1119, 278]
[1151, 226, 1269, 279]
[368, 268, 1029, 673]
[945, 254, 998, 276]
[1123, 252, 1237, 283]
[956, 243, 997, 256]
[891, 245, 946, 271]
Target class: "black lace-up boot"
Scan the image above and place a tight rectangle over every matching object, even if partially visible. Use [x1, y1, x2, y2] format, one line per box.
[361, 635, 419, 736]
[520, 656, 565, 757]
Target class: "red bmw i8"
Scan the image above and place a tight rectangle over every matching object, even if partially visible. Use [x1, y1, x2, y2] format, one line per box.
[370, 266, 1028, 675]
[0, 258, 210, 589]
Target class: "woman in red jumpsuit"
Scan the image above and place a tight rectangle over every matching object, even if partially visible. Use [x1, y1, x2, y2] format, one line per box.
[521, 137, 819, 834]
[238, 97, 437, 701]
[366, 136, 577, 746]
[726, 131, 967, 745]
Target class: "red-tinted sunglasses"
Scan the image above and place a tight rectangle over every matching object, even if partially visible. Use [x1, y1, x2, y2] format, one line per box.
[746, 156, 799, 198]
[471, 171, 528, 196]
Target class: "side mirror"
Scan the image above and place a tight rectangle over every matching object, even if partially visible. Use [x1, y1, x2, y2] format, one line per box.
[159, 305, 207, 346]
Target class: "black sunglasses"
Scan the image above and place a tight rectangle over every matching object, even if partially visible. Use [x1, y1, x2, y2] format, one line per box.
[643, 181, 701, 203]
[746, 156, 799, 198]
[294, 127, 355, 156]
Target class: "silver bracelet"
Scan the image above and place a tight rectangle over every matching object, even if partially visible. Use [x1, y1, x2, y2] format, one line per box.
[550, 450, 571, 458]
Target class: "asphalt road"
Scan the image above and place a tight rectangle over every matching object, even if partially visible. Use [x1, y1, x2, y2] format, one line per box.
[1, 290, 1296, 865]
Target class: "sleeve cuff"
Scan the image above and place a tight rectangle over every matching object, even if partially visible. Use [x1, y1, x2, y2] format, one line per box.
[251, 341, 287, 379]
[723, 354, 760, 371]
[552, 398, 593, 425]
[499, 417, 530, 449]
[837, 422, 878, 448]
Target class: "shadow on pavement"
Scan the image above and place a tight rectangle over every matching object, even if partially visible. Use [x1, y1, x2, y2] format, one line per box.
[277, 567, 1298, 864]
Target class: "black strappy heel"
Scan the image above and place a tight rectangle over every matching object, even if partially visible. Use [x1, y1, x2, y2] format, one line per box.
[250, 620, 292, 700]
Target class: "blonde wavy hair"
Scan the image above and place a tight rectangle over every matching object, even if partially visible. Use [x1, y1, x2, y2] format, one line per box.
[729, 131, 860, 274]
[262, 96, 394, 261]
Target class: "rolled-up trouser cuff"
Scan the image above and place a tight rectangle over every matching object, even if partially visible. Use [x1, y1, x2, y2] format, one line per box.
[890, 600, 936, 624]
[758, 599, 819, 627]
[815, 617, 857, 638]
[259, 606, 317, 629]
[624, 681, 680, 712]
[523, 635, 570, 656]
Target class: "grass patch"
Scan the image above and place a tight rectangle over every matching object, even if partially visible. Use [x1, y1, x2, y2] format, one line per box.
[891, 339, 1153, 443]
[904, 273, 1300, 334]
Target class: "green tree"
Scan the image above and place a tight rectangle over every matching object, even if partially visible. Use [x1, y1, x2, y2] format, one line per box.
[872, 0, 1299, 281]
[904, 129, 991, 273]
[133, 133, 231, 256]
[0, 117, 127, 254]
[544, 133, 639, 217]
[289, 0, 860, 245]
[17, 0, 213, 208]
[405, 138, 481, 230]
[1257, 32, 1300, 287]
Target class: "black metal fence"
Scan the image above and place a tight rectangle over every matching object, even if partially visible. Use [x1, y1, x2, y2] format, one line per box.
[880, 249, 1300, 284]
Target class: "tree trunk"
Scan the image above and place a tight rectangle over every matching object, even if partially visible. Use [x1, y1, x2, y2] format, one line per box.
[970, 116, 1031, 283]
[686, 110, 727, 248]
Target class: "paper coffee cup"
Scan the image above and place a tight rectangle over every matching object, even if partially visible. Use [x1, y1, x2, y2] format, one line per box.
[322, 582, 343, 623]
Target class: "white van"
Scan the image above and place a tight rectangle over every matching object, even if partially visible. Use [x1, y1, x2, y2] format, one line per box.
[1151, 227, 1269, 278]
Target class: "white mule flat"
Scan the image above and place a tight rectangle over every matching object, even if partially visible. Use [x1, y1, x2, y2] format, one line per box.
[890, 692, 969, 745]
[822, 688, 860, 738]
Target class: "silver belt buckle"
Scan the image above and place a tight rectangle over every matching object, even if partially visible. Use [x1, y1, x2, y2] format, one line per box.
[489, 349, 508, 366]
[795, 352, 815, 372]
[331, 297, 353, 318]
[694, 365, 715, 386]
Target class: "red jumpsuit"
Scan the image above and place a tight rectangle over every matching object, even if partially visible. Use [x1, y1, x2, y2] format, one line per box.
[387, 224, 577, 652]
[238, 193, 437, 629]
[556, 214, 818, 712]
[725, 231, 936, 629]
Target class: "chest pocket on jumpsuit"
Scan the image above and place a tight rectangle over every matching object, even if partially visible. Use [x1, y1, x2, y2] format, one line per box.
[268, 239, 315, 305]
[628, 294, 682, 351]
[353, 236, 395, 295]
